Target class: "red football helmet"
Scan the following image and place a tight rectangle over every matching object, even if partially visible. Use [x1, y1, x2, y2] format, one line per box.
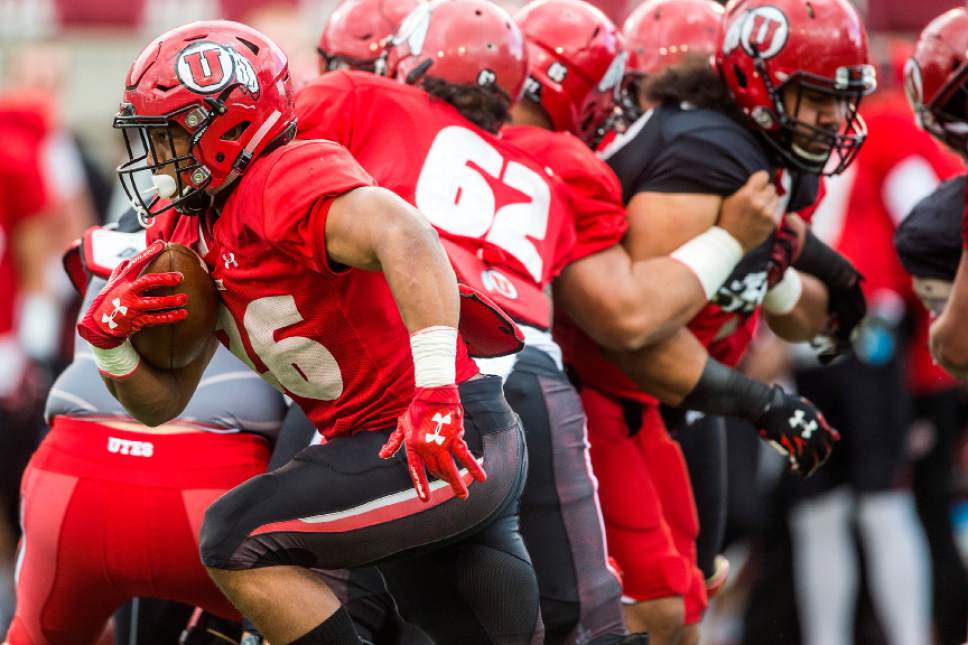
[384, 0, 529, 102]
[515, 0, 625, 146]
[317, 0, 423, 73]
[114, 20, 295, 218]
[623, 0, 723, 77]
[717, 0, 876, 175]
[905, 7, 968, 159]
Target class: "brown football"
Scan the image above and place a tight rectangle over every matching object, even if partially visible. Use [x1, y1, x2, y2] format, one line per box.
[131, 243, 217, 370]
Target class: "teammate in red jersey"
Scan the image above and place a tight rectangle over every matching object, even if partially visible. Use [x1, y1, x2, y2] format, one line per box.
[297, 2, 630, 641]
[903, 7, 968, 379]
[80, 20, 540, 645]
[620, 0, 723, 121]
[506, 3, 830, 641]
[618, 0, 733, 605]
[316, 0, 422, 73]
[521, 0, 870, 642]
[297, 1, 790, 641]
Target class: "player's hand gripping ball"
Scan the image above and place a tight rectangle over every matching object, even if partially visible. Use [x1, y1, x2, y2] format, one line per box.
[132, 243, 217, 369]
[78, 240, 216, 371]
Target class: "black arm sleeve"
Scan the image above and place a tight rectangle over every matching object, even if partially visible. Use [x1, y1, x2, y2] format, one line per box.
[679, 357, 774, 421]
[794, 228, 861, 289]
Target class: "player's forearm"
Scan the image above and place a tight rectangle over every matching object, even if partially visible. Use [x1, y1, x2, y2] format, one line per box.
[765, 273, 829, 342]
[557, 247, 710, 352]
[100, 338, 216, 427]
[607, 327, 782, 420]
[605, 328, 709, 405]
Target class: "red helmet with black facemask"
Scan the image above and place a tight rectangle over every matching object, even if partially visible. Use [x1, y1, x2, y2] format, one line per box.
[905, 7, 968, 160]
[114, 20, 296, 220]
[717, 0, 876, 175]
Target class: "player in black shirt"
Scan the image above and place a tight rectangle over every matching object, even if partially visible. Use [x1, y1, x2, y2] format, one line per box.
[900, 7, 968, 378]
[582, 1, 875, 643]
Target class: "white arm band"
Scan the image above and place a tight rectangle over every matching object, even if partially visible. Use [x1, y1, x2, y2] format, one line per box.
[411, 326, 458, 387]
[669, 226, 744, 300]
[763, 268, 803, 315]
[89, 339, 142, 379]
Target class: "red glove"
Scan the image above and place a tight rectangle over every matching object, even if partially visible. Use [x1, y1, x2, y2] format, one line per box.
[77, 240, 188, 349]
[379, 385, 487, 502]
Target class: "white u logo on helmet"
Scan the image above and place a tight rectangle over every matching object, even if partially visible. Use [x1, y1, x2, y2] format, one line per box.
[176, 42, 260, 95]
[724, 7, 789, 60]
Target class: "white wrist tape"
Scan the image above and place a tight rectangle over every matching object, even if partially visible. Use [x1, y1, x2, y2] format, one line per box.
[411, 326, 457, 387]
[763, 268, 803, 315]
[670, 226, 744, 300]
[89, 339, 141, 379]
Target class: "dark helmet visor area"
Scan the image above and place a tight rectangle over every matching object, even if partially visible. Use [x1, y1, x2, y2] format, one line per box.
[113, 104, 212, 220]
[923, 78, 968, 159]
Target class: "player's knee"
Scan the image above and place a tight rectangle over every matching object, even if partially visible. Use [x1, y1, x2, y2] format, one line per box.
[199, 485, 253, 568]
[623, 597, 684, 644]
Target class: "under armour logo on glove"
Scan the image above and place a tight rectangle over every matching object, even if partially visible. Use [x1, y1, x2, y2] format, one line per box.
[788, 409, 817, 439]
[379, 385, 487, 502]
[78, 240, 189, 350]
[426, 412, 451, 445]
[753, 385, 840, 477]
[101, 298, 129, 330]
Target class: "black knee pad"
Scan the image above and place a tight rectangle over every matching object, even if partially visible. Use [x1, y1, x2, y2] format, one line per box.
[199, 472, 279, 568]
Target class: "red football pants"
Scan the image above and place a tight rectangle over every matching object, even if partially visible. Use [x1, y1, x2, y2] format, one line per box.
[582, 387, 708, 624]
[6, 416, 270, 645]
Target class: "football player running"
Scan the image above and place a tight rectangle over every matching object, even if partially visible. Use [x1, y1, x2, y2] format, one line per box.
[552, 0, 872, 641]
[899, 7, 968, 379]
[297, 2, 629, 641]
[80, 20, 540, 645]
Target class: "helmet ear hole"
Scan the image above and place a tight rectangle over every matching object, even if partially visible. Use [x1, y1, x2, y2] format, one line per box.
[220, 121, 251, 141]
[733, 64, 747, 88]
[236, 37, 260, 54]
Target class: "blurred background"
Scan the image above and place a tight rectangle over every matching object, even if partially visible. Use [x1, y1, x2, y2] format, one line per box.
[1, 1, 968, 644]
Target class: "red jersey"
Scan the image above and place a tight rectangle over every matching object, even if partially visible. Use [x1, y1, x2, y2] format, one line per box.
[501, 125, 627, 263]
[494, 123, 649, 401]
[0, 103, 49, 337]
[812, 89, 962, 393]
[148, 140, 478, 436]
[295, 70, 576, 331]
